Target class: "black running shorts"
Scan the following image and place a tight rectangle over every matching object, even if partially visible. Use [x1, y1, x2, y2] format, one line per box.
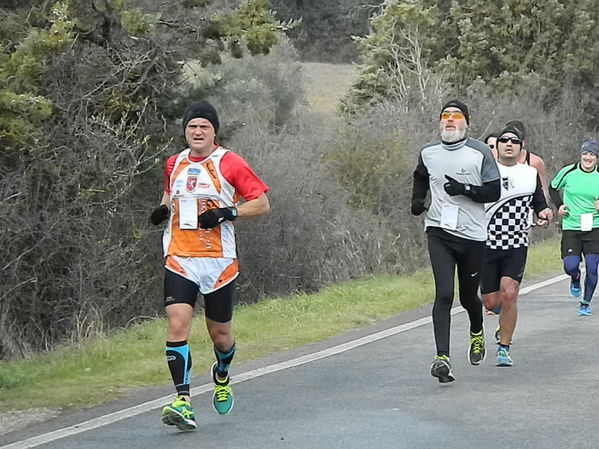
[164, 269, 236, 322]
[560, 228, 599, 258]
[480, 246, 528, 294]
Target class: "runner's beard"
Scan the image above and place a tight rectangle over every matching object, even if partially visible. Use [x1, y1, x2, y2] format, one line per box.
[440, 127, 467, 143]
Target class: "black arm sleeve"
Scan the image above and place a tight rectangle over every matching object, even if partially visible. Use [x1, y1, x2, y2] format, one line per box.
[463, 178, 500, 203]
[411, 156, 430, 205]
[549, 184, 563, 208]
[531, 175, 548, 214]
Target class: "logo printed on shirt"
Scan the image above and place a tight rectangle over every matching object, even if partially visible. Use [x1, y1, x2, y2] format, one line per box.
[186, 176, 197, 192]
[502, 176, 514, 191]
[188, 168, 202, 175]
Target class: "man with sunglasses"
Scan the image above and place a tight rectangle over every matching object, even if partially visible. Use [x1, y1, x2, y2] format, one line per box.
[549, 138, 599, 316]
[492, 120, 549, 200]
[480, 127, 552, 366]
[411, 100, 500, 382]
[489, 120, 549, 342]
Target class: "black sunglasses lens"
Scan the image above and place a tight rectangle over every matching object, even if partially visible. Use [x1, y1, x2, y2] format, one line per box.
[499, 137, 521, 145]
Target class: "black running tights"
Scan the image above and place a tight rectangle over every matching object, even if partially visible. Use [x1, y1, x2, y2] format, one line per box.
[426, 228, 485, 357]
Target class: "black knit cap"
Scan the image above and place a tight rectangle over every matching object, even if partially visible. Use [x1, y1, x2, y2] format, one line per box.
[505, 120, 526, 140]
[498, 126, 524, 142]
[441, 99, 470, 124]
[182, 101, 220, 134]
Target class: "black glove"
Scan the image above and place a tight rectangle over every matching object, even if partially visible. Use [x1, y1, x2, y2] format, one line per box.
[198, 207, 238, 229]
[150, 204, 169, 225]
[411, 198, 427, 216]
[444, 175, 466, 196]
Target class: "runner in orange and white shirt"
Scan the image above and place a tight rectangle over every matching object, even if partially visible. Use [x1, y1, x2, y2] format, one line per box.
[150, 101, 269, 431]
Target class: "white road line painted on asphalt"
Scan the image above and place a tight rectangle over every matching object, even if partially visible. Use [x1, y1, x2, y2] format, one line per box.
[519, 273, 569, 295]
[0, 273, 567, 449]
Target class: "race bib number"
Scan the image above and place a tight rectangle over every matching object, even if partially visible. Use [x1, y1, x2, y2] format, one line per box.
[440, 204, 459, 231]
[179, 198, 198, 229]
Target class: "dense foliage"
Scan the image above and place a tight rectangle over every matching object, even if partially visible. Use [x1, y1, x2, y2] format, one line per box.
[344, 0, 599, 122]
[270, 0, 381, 62]
[0, 0, 280, 358]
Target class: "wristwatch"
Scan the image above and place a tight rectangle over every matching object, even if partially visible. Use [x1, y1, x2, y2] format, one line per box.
[464, 184, 471, 193]
[230, 207, 238, 220]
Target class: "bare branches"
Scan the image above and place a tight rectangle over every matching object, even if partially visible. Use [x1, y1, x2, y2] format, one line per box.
[382, 20, 442, 110]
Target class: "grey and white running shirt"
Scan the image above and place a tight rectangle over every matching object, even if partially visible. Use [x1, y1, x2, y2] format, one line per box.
[417, 138, 500, 241]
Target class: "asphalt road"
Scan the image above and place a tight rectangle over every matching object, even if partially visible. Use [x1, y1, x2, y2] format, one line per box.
[2, 273, 598, 449]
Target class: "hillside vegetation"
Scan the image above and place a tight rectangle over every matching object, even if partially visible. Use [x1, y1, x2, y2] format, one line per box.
[2, 0, 597, 360]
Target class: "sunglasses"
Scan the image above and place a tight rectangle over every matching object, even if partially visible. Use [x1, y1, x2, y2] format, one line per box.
[498, 136, 522, 145]
[440, 111, 465, 120]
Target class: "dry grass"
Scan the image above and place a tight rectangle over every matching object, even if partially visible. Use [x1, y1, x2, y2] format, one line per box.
[302, 62, 358, 114]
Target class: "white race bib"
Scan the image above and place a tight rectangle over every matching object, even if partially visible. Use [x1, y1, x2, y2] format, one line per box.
[440, 204, 459, 231]
[581, 213, 593, 232]
[178, 198, 198, 229]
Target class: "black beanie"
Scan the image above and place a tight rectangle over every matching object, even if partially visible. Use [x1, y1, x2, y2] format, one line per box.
[441, 99, 470, 124]
[182, 101, 220, 134]
[498, 126, 524, 142]
[505, 120, 526, 140]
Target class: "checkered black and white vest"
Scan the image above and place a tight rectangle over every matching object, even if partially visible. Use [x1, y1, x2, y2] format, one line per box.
[485, 162, 539, 250]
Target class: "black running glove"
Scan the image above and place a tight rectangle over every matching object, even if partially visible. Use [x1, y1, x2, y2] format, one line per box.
[150, 204, 169, 225]
[198, 207, 238, 229]
[411, 198, 427, 216]
[444, 175, 466, 196]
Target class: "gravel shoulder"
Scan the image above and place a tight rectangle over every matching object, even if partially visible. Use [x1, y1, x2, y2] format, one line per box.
[0, 408, 62, 436]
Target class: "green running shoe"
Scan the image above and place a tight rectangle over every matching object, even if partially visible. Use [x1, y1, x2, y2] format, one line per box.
[161, 396, 197, 431]
[211, 362, 234, 415]
[468, 330, 486, 365]
[430, 355, 455, 383]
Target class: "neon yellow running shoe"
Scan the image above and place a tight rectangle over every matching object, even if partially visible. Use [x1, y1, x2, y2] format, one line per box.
[161, 396, 197, 431]
[468, 330, 486, 365]
[431, 355, 455, 383]
[211, 362, 234, 415]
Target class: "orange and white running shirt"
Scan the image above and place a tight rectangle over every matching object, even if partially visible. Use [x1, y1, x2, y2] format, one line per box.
[162, 146, 268, 259]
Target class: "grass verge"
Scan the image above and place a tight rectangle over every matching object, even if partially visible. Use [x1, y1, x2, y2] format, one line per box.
[0, 238, 561, 412]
